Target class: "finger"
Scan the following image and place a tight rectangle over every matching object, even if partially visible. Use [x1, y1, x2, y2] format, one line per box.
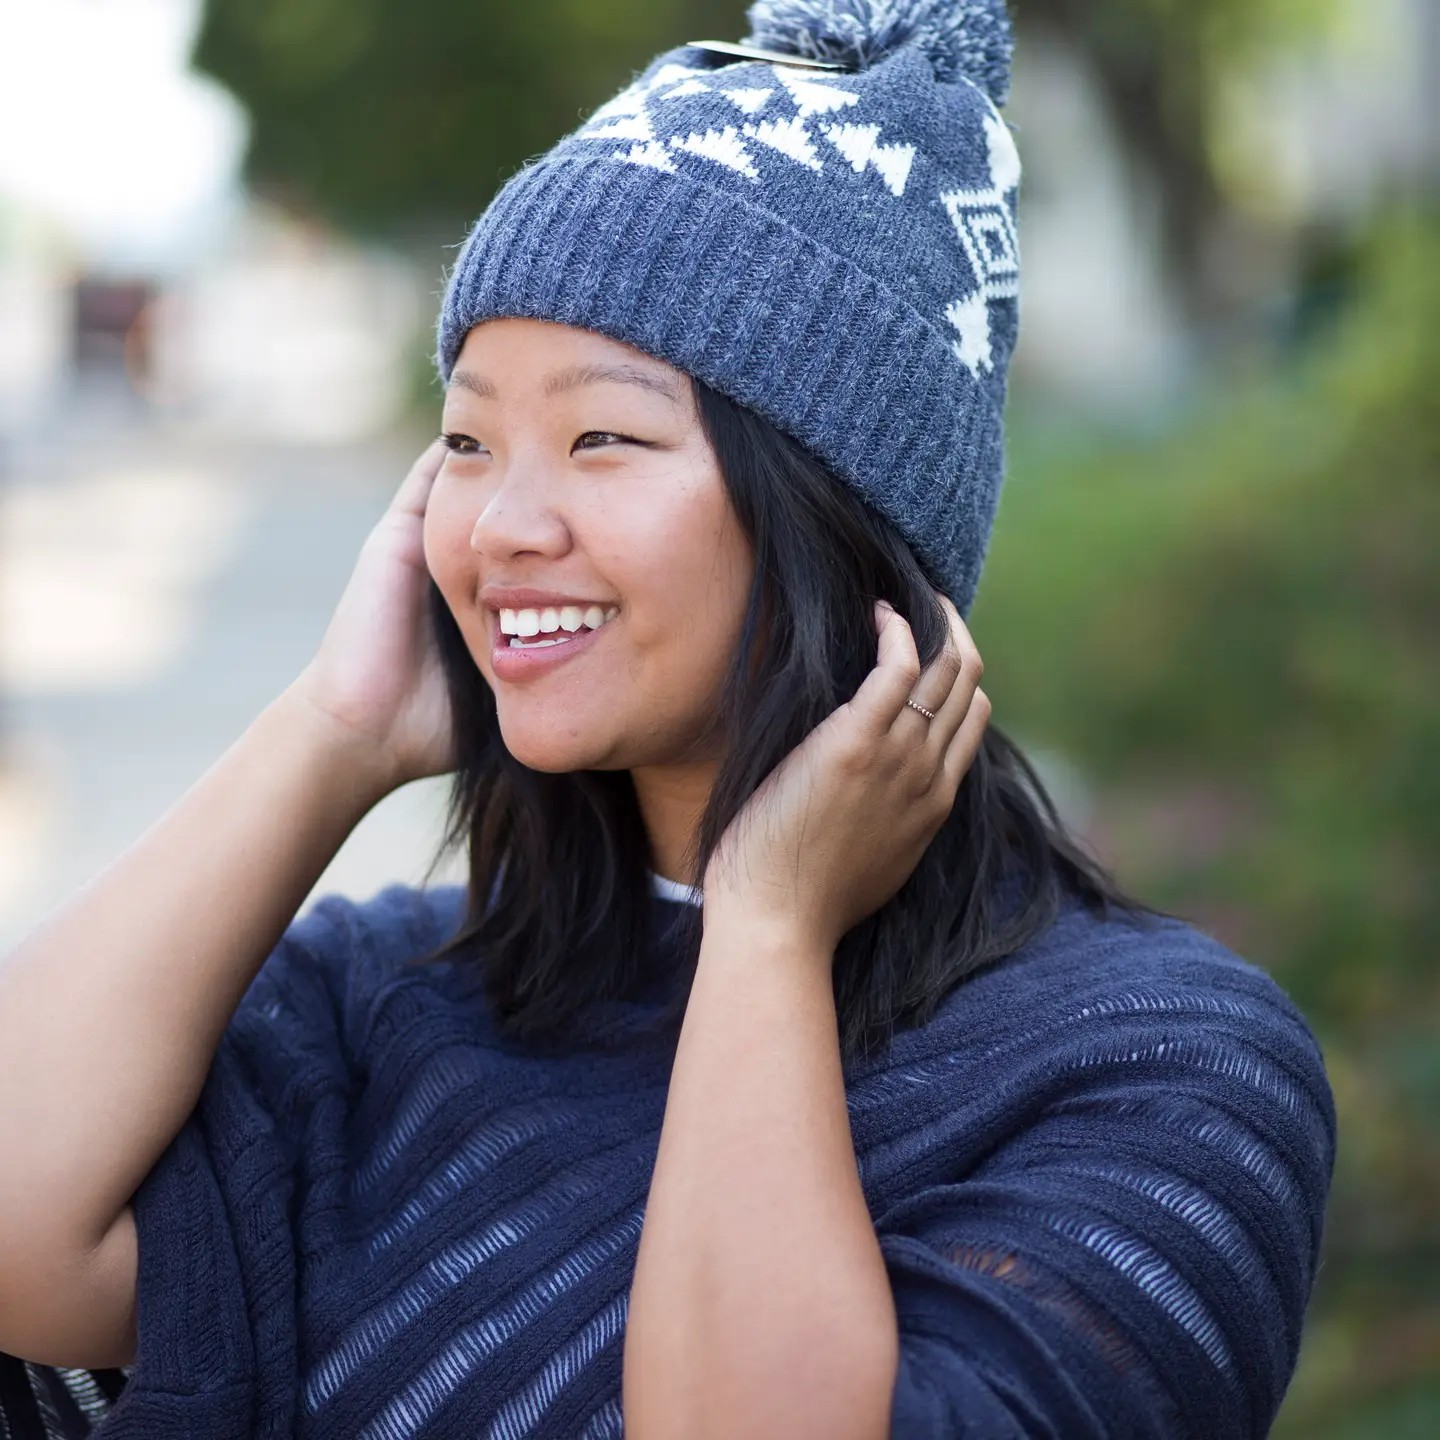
[389, 437, 448, 520]
[846, 599, 925, 739]
[906, 592, 970, 721]
[942, 684, 991, 791]
[927, 593, 984, 744]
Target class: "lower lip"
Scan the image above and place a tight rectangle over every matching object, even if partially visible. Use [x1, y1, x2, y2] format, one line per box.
[490, 619, 610, 681]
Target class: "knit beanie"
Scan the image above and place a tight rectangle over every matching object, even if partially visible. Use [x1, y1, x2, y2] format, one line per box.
[435, 0, 1022, 618]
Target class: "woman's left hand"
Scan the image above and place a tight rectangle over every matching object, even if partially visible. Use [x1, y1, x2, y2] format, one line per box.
[701, 590, 990, 955]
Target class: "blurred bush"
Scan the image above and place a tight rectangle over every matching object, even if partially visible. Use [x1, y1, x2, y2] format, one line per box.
[975, 205, 1439, 1437]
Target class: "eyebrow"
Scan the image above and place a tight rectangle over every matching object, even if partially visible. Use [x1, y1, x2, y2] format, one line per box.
[448, 362, 684, 407]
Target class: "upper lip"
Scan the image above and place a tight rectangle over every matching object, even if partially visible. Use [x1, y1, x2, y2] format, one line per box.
[479, 586, 616, 613]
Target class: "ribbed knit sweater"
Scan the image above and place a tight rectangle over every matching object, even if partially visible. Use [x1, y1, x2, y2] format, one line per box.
[18, 872, 1332, 1438]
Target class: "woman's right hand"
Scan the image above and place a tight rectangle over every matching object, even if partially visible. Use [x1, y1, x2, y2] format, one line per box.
[290, 438, 459, 793]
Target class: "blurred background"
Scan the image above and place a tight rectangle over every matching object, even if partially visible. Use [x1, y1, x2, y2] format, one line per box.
[0, 0, 1434, 1431]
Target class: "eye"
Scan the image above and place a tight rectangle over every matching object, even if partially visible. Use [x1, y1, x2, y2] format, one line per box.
[439, 431, 482, 456]
[575, 431, 642, 450]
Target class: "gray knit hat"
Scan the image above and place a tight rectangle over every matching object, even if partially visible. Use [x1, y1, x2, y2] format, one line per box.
[436, 0, 1021, 617]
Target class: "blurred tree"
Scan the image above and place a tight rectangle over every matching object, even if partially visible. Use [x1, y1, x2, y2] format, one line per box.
[190, 0, 746, 245]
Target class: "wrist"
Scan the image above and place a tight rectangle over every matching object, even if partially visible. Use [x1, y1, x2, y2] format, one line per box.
[700, 900, 835, 967]
[269, 683, 401, 814]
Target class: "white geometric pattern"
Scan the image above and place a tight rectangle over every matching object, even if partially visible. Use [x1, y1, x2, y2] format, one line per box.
[574, 60, 917, 199]
[822, 122, 916, 196]
[751, 113, 824, 170]
[938, 110, 1021, 376]
[568, 58, 1020, 379]
[720, 86, 774, 115]
[672, 126, 759, 180]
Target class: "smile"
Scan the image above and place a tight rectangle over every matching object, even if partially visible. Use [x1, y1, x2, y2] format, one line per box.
[489, 609, 615, 681]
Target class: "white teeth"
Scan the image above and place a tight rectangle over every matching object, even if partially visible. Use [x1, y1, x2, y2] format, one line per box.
[499, 604, 619, 637]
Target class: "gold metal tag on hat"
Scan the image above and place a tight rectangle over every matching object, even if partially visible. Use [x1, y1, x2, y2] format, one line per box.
[684, 39, 850, 72]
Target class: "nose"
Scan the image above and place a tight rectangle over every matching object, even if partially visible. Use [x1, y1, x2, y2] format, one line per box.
[469, 469, 571, 561]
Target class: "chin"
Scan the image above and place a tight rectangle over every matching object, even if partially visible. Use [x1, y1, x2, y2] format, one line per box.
[510, 753, 595, 775]
[497, 726, 615, 775]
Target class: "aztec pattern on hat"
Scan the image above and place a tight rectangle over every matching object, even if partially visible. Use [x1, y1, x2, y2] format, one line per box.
[565, 52, 1020, 392]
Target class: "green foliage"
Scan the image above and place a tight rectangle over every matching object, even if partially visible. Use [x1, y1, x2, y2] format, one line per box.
[190, 0, 748, 240]
[974, 206, 1440, 1434]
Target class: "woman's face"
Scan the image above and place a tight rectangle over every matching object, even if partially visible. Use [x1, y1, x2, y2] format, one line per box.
[426, 316, 754, 774]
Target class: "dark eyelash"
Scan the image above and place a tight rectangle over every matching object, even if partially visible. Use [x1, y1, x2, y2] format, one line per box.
[438, 431, 642, 454]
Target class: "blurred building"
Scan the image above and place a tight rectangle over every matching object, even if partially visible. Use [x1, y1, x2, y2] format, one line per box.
[0, 0, 430, 452]
[0, 206, 72, 439]
[0, 197, 430, 448]
[142, 199, 431, 444]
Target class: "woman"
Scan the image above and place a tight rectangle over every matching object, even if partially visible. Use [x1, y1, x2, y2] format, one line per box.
[0, 2, 1334, 1436]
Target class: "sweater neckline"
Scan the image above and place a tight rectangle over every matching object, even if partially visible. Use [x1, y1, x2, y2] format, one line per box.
[648, 868, 703, 907]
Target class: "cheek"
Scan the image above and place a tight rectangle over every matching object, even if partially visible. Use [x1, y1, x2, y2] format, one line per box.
[632, 499, 752, 673]
[611, 488, 743, 604]
[422, 483, 473, 593]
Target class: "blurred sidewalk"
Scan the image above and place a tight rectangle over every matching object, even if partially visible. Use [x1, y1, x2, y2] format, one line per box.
[0, 374, 466, 954]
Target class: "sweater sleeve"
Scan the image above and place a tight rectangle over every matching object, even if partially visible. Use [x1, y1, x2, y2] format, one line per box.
[94, 884, 453, 1438]
[879, 944, 1336, 1440]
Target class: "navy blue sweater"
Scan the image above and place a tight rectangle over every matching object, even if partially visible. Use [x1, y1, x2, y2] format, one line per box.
[69, 874, 1331, 1437]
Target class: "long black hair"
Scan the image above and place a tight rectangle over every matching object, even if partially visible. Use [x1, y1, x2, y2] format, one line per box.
[409, 373, 1180, 1064]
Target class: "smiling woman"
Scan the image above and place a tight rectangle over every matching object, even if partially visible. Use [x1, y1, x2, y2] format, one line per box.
[0, 1, 1333, 1437]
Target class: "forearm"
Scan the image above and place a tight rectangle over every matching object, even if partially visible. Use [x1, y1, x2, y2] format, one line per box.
[624, 913, 899, 1440]
[0, 684, 390, 1261]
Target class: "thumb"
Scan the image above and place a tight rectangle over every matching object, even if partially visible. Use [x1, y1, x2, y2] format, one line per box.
[389, 438, 448, 521]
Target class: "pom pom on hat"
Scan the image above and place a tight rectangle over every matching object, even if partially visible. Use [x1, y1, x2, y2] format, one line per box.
[742, 0, 1014, 104]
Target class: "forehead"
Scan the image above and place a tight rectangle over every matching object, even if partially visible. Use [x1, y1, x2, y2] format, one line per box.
[450, 319, 689, 408]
